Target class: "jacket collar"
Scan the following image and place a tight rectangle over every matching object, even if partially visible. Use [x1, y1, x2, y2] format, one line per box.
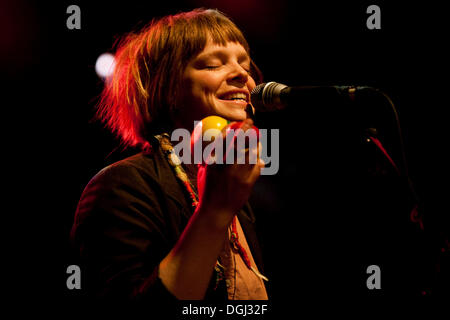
[148, 136, 194, 218]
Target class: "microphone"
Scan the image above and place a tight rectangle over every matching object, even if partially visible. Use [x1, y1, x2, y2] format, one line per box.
[251, 82, 374, 112]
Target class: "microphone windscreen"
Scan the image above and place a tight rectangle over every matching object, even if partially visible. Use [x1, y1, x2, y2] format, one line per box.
[251, 82, 288, 112]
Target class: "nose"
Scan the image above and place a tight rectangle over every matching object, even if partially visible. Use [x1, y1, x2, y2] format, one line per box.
[227, 62, 249, 85]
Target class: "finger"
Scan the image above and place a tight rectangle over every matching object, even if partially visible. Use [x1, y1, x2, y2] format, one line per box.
[223, 123, 240, 162]
[258, 158, 265, 168]
[257, 141, 262, 158]
[241, 118, 253, 131]
[223, 119, 258, 164]
[238, 141, 259, 165]
[247, 158, 265, 184]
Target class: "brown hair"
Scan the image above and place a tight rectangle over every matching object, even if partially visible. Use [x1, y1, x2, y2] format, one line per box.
[97, 8, 262, 149]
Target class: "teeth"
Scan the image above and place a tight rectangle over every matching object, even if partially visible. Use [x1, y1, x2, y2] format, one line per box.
[221, 92, 247, 101]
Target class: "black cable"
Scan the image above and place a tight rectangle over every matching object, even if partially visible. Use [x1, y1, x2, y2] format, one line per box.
[365, 87, 422, 208]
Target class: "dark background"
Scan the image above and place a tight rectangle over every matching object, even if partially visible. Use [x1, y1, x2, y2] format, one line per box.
[4, 0, 448, 313]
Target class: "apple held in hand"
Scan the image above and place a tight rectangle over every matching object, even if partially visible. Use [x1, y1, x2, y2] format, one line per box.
[191, 116, 260, 165]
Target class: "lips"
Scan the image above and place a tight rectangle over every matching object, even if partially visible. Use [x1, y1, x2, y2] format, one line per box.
[218, 90, 249, 103]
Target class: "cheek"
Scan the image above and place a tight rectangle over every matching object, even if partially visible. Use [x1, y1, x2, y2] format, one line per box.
[193, 80, 223, 108]
[189, 73, 220, 99]
[180, 73, 221, 120]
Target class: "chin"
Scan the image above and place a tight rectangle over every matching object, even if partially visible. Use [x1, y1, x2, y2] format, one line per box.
[213, 101, 248, 122]
[218, 110, 247, 122]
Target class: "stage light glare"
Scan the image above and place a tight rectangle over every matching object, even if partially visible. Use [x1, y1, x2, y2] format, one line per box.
[95, 53, 116, 79]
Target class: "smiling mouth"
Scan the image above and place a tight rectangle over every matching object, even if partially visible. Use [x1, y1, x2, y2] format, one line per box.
[218, 92, 249, 103]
